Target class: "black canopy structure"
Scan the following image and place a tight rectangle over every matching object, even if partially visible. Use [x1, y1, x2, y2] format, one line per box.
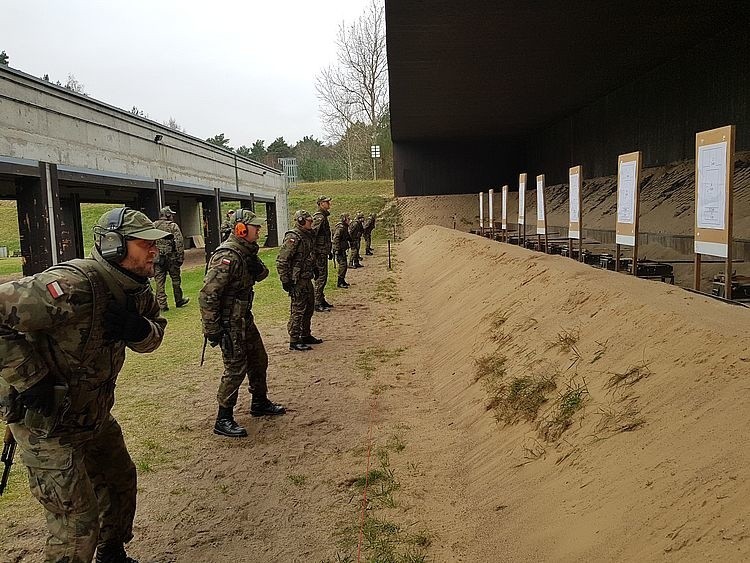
[386, 1, 750, 194]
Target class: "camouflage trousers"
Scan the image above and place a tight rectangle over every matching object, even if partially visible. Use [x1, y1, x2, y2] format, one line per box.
[350, 238, 362, 266]
[217, 320, 269, 408]
[287, 278, 314, 343]
[10, 416, 137, 563]
[336, 250, 348, 281]
[154, 258, 183, 309]
[364, 232, 372, 253]
[313, 254, 329, 306]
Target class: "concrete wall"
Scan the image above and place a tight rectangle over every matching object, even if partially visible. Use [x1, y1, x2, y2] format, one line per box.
[0, 65, 288, 233]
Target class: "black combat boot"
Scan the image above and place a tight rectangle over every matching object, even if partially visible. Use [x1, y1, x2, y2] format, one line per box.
[302, 335, 323, 344]
[95, 542, 139, 563]
[175, 297, 190, 308]
[250, 396, 286, 417]
[321, 299, 334, 308]
[366, 249, 374, 255]
[213, 406, 248, 438]
[337, 278, 350, 288]
[290, 341, 313, 351]
[314, 304, 330, 313]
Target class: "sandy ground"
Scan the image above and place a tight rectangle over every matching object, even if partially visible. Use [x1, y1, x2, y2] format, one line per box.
[4, 227, 750, 562]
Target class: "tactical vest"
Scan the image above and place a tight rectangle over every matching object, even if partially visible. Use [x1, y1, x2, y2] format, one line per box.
[0, 258, 127, 426]
[212, 240, 260, 334]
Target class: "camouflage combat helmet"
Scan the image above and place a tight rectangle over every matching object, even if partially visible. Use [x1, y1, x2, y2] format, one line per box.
[340, 213, 350, 222]
[355, 211, 365, 220]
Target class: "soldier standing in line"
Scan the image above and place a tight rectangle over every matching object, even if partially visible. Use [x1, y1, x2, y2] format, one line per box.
[332, 213, 352, 288]
[0, 207, 170, 563]
[220, 209, 235, 242]
[276, 210, 321, 351]
[348, 211, 365, 268]
[153, 206, 189, 311]
[199, 208, 285, 438]
[312, 195, 334, 313]
[363, 212, 377, 255]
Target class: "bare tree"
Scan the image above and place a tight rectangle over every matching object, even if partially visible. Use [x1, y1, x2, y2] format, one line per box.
[315, 0, 388, 179]
[164, 117, 184, 132]
[64, 74, 86, 95]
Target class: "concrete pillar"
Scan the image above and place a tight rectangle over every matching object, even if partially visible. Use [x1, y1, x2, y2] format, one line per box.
[202, 188, 221, 262]
[264, 200, 279, 247]
[15, 162, 64, 274]
[60, 194, 84, 261]
[239, 195, 254, 212]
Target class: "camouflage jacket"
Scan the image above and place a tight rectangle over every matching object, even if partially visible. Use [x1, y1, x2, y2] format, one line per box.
[349, 219, 364, 240]
[332, 222, 352, 253]
[154, 218, 185, 264]
[199, 235, 268, 337]
[311, 208, 332, 255]
[276, 227, 316, 285]
[220, 220, 232, 242]
[0, 249, 166, 435]
[363, 216, 376, 235]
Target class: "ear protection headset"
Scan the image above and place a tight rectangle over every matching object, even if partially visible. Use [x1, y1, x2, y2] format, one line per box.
[294, 210, 310, 226]
[234, 208, 250, 237]
[95, 207, 129, 262]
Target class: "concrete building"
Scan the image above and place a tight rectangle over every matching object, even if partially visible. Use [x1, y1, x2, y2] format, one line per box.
[0, 64, 288, 274]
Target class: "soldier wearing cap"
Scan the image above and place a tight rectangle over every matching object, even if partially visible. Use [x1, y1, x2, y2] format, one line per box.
[220, 209, 235, 242]
[348, 211, 365, 268]
[332, 213, 352, 288]
[363, 212, 376, 255]
[0, 207, 169, 563]
[311, 195, 334, 312]
[199, 208, 285, 438]
[153, 205, 189, 311]
[276, 210, 321, 351]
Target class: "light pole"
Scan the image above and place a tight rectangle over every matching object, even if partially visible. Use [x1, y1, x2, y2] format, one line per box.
[370, 144, 381, 180]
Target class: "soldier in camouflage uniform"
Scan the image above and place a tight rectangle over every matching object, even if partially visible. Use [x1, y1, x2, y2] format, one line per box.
[199, 209, 285, 438]
[276, 210, 320, 351]
[332, 213, 352, 288]
[220, 209, 235, 242]
[312, 195, 334, 313]
[363, 212, 376, 255]
[0, 208, 169, 563]
[348, 211, 365, 268]
[153, 206, 189, 311]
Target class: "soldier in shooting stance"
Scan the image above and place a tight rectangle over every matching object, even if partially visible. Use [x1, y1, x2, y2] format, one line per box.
[199, 209, 285, 438]
[0, 208, 169, 563]
[348, 211, 365, 268]
[153, 205, 189, 311]
[276, 210, 322, 351]
[332, 213, 352, 288]
[363, 212, 376, 255]
[312, 195, 334, 312]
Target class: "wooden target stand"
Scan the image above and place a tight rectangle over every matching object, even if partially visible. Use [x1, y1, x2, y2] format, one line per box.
[536, 174, 549, 252]
[568, 165, 584, 262]
[614, 151, 642, 275]
[693, 125, 735, 300]
[518, 173, 527, 247]
[501, 184, 509, 242]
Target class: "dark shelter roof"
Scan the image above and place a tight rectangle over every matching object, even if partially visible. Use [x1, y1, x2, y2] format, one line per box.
[386, 0, 750, 142]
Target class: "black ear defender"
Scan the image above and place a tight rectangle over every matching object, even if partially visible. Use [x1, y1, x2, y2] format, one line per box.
[95, 207, 128, 262]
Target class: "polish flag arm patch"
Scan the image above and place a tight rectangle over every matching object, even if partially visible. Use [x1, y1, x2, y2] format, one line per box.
[221, 258, 232, 265]
[46, 281, 65, 299]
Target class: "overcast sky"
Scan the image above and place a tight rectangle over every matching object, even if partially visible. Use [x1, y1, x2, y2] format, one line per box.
[3, 0, 375, 147]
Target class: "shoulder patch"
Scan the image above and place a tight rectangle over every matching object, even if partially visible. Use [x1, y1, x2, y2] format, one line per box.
[46, 280, 65, 299]
[221, 257, 232, 265]
[286, 237, 297, 246]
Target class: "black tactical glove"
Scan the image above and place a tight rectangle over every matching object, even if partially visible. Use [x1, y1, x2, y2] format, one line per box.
[104, 300, 151, 342]
[249, 259, 266, 277]
[18, 374, 56, 417]
[282, 281, 294, 293]
[206, 332, 223, 347]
